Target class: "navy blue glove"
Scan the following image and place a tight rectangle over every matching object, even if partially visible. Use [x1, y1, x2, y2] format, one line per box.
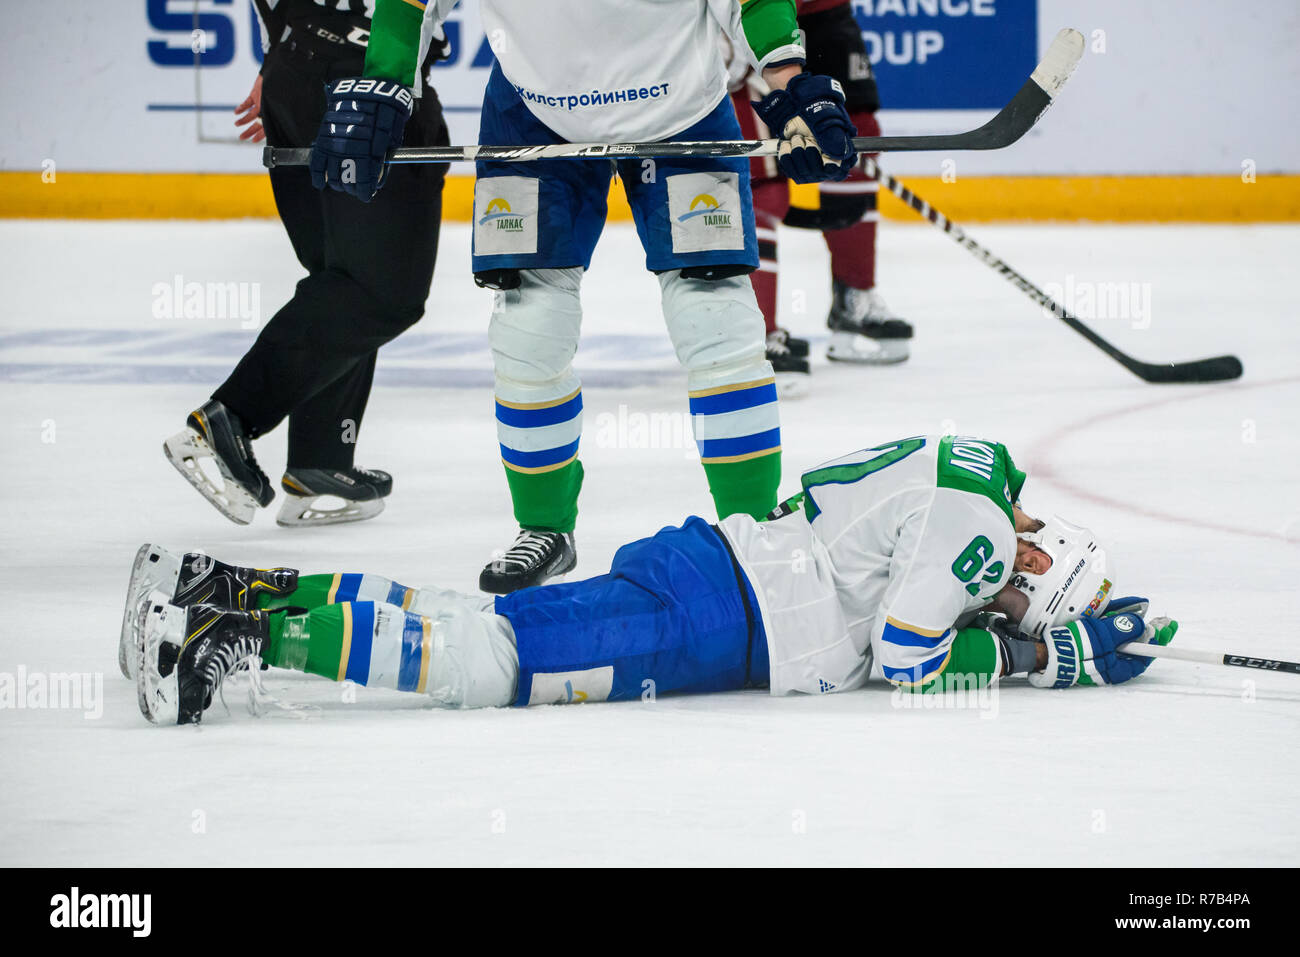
[310, 77, 414, 202]
[1081, 613, 1157, 685]
[753, 73, 857, 184]
[1104, 596, 1150, 618]
[1030, 611, 1177, 688]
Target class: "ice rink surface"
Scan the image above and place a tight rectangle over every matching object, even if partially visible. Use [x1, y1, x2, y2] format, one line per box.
[2, 218, 1297, 866]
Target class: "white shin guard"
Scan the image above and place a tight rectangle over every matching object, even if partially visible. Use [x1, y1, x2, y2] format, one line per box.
[407, 589, 520, 709]
[658, 269, 769, 384]
[490, 268, 586, 469]
[659, 270, 780, 458]
[489, 267, 584, 390]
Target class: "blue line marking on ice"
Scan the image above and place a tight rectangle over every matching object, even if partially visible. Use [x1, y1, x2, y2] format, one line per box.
[0, 329, 831, 389]
[146, 104, 240, 112]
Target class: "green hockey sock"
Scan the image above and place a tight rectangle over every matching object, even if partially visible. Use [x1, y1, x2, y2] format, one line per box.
[703, 450, 781, 520]
[256, 573, 422, 612]
[263, 606, 347, 681]
[262, 602, 447, 696]
[504, 458, 584, 533]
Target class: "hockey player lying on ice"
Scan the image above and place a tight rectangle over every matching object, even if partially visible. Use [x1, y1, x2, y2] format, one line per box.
[124, 435, 1177, 725]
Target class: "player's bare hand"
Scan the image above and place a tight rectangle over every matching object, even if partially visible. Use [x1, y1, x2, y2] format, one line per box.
[234, 75, 265, 143]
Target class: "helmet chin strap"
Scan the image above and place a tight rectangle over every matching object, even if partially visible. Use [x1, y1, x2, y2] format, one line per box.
[1016, 526, 1050, 548]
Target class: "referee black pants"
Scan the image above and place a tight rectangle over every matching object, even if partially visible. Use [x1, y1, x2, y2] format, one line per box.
[214, 42, 448, 470]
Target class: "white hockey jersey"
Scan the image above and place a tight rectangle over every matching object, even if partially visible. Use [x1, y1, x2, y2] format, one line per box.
[388, 1, 805, 142]
[719, 435, 1027, 695]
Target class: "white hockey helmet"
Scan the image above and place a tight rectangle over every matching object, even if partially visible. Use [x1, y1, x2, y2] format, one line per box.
[1010, 516, 1115, 639]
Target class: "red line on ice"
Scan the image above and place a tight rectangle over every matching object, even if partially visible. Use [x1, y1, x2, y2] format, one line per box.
[1026, 374, 1300, 545]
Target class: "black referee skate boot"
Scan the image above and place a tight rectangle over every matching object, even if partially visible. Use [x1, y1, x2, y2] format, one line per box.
[164, 399, 275, 525]
[826, 279, 913, 365]
[479, 529, 576, 594]
[277, 466, 392, 527]
[136, 599, 269, 726]
[119, 544, 299, 679]
[766, 329, 811, 397]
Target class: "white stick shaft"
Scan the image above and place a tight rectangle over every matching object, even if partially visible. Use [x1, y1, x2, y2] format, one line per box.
[1117, 642, 1300, 674]
[1117, 642, 1222, 665]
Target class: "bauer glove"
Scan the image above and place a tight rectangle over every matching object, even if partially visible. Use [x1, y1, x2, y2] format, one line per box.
[310, 77, 414, 202]
[753, 73, 857, 184]
[1029, 611, 1178, 688]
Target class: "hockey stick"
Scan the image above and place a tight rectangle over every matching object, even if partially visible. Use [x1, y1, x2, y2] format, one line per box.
[1118, 641, 1300, 675]
[263, 28, 1085, 169]
[862, 155, 1244, 384]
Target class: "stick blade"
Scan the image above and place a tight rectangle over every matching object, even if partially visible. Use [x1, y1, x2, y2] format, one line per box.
[1133, 354, 1244, 384]
[1032, 28, 1086, 99]
[891, 25, 1085, 152]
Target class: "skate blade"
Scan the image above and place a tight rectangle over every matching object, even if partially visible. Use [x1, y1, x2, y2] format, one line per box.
[479, 557, 575, 595]
[275, 494, 385, 528]
[163, 430, 259, 525]
[137, 593, 181, 725]
[541, 555, 578, 588]
[119, 544, 152, 679]
[118, 543, 178, 680]
[826, 332, 910, 366]
[481, 571, 570, 596]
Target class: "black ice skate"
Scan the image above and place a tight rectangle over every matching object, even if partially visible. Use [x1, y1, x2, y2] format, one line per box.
[163, 399, 275, 525]
[277, 467, 392, 527]
[118, 543, 299, 679]
[766, 329, 811, 397]
[826, 279, 913, 365]
[767, 327, 810, 358]
[479, 529, 576, 594]
[136, 598, 270, 726]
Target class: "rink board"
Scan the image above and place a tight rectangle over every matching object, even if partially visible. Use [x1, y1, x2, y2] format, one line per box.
[5, 172, 1299, 223]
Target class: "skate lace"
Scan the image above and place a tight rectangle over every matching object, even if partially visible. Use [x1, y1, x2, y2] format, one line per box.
[765, 333, 791, 356]
[844, 287, 891, 324]
[206, 636, 316, 720]
[235, 435, 270, 486]
[500, 531, 555, 568]
[205, 636, 263, 714]
[243, 660, 318, 720]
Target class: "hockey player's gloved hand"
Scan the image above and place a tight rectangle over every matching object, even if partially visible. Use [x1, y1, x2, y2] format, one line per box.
[310, 77, 414, 202]
[429, 25, 453, 63]
[1098, 596, 1179, 672]
[1104, 595, 1150, 618]
[753, 73, 857, 184]
[970, 611, 1018, 640]
[1029, 612, 1177, 688]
